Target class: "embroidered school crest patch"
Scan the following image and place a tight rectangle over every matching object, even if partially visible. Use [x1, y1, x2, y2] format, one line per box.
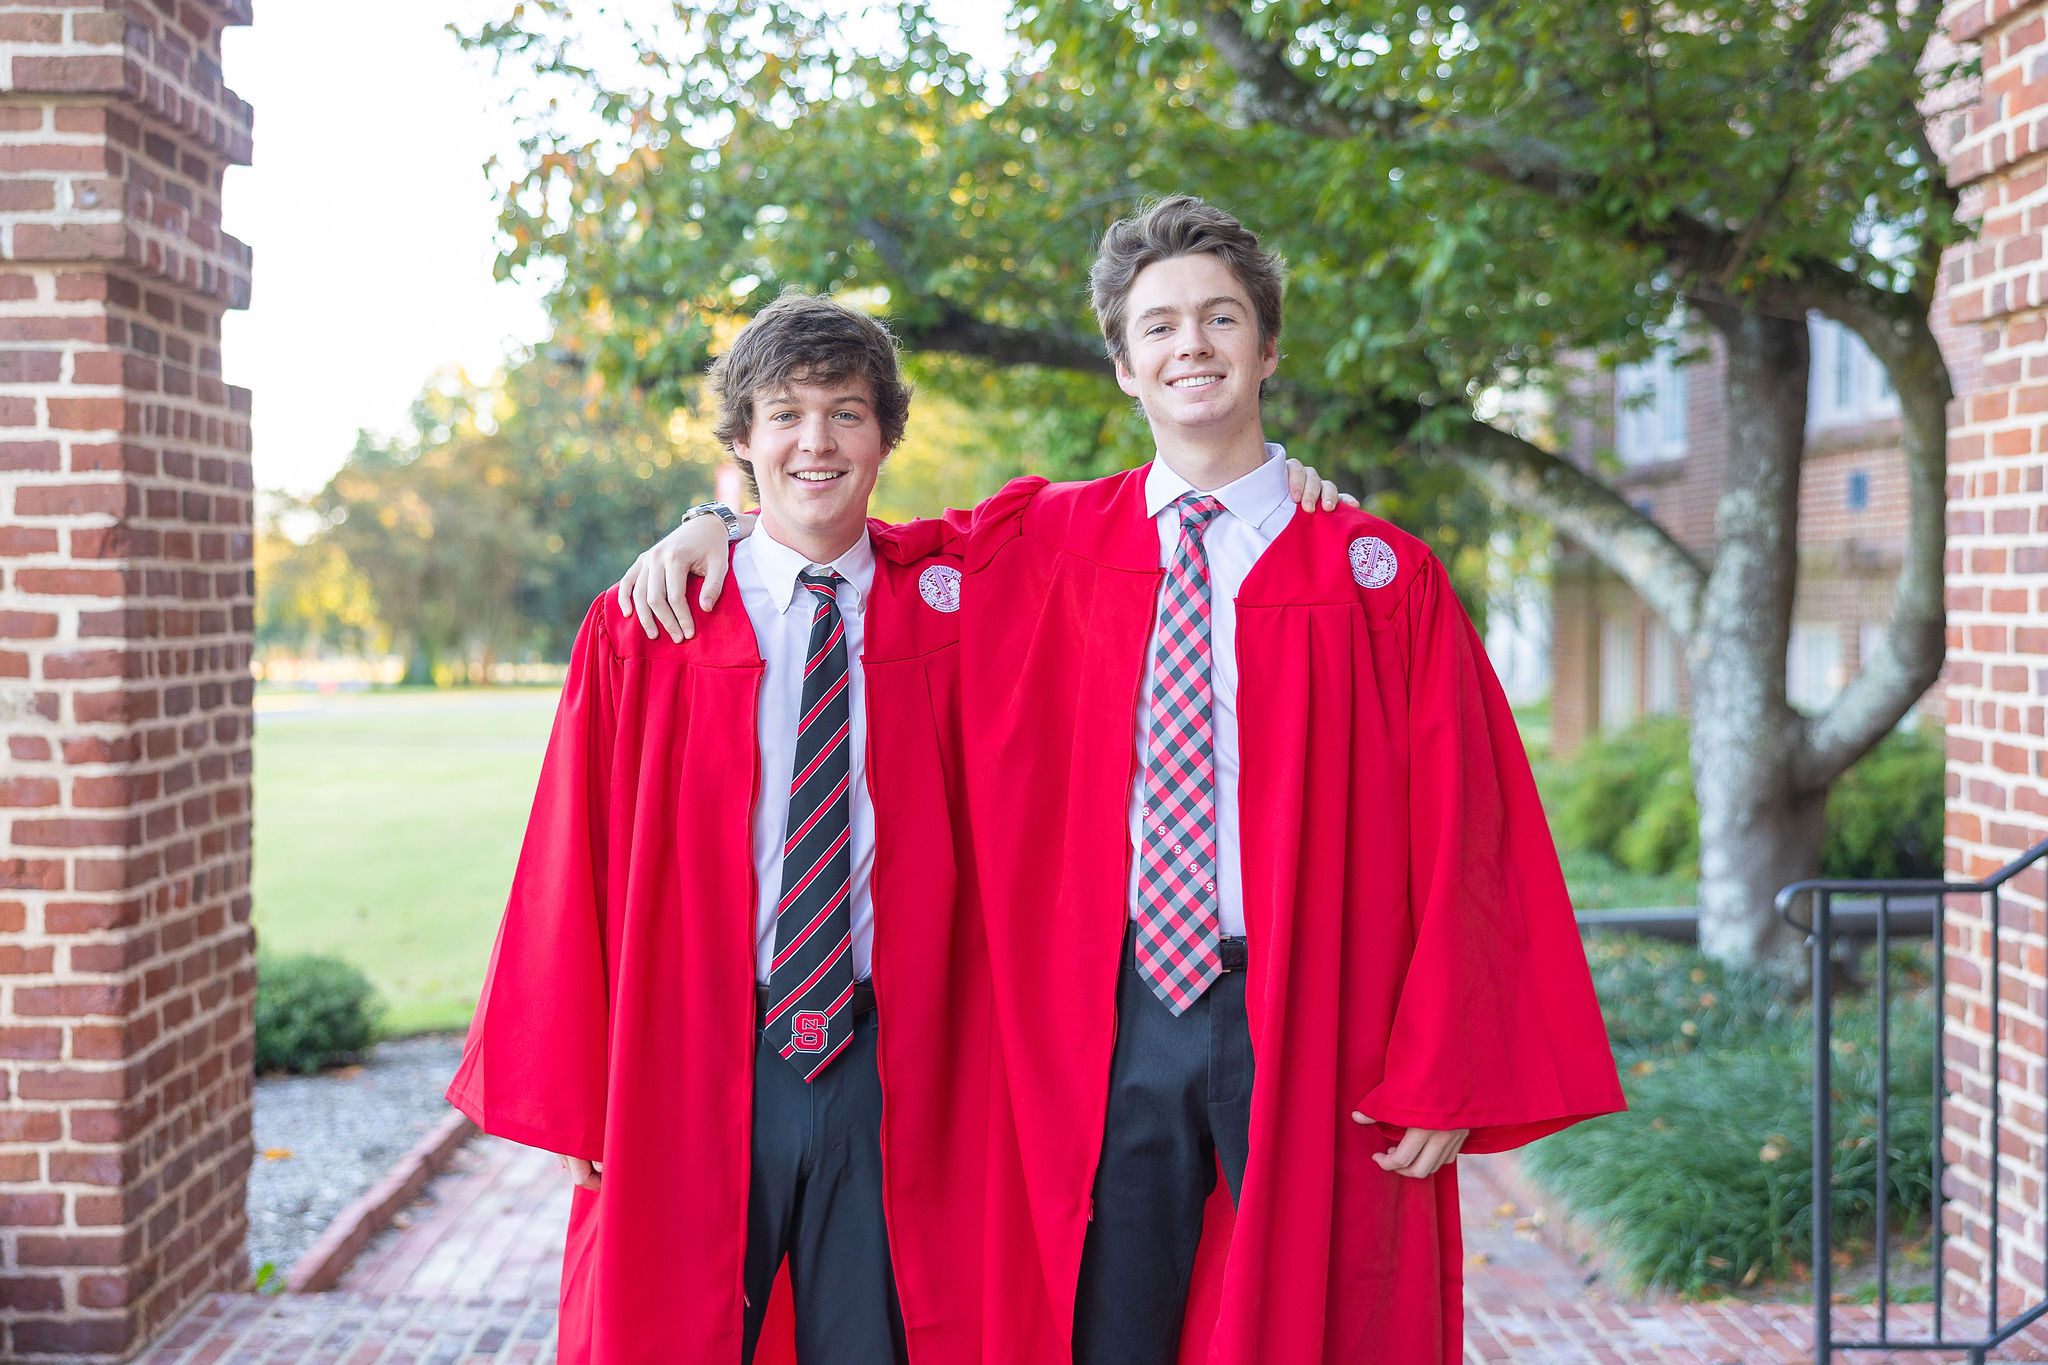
[1348, 536, 1398, 589]
[918, 564, 962, 613]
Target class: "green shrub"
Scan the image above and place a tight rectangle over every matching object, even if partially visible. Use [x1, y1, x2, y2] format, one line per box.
[1540, 720, 1946, 883]
[1526, 935, 1936, 1296]
[255, 951, 384, 1075]
[1612, 760, 1700, 876]
[1820, 727, 1945, 879]
[1539, 716, 1697, 876]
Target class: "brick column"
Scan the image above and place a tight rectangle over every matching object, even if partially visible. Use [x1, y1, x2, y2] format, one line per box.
[0, 3, 253, 1360]
[1941, 0, 2048, 1323]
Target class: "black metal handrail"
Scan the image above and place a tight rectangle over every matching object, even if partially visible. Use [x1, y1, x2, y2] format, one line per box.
[1777, 833, 2048, 1365]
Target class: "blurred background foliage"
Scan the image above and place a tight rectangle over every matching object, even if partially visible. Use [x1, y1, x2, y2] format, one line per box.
[1537, 715, 1946, 885]
[255, 347, 1113, 672]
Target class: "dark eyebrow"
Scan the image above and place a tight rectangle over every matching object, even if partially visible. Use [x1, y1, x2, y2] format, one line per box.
[759, 391, 872, 408]
[1135, 295, 1248, 322]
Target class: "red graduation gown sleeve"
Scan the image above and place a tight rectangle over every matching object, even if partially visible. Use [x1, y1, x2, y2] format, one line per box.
[446, 597, 615, 1162]
[863, 477, 1047, 565]
[1354, 549, 1626, 1152]
[447, 593, 774, 1365]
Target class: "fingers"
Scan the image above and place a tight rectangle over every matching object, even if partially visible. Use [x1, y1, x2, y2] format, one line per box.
[1285, 458, 1343, 514]
[565, 1156, 603, 1192]
[629, 561, 660, 641]
[1373, 1125, 1429, 1175]
[1402, 1131, 1462, 1179]
[664, 556, 697, 641]
[1353, 1116, 1468, 1179]
[615, 563, 640, 620]
[645, 554, 686, 643]
[698, 549, 731, 614]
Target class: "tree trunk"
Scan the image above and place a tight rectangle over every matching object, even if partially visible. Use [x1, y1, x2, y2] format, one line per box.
[1687, 302, 1816, 978]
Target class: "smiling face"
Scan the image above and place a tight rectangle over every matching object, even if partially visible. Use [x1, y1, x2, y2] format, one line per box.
[734, 375, 886, 563]
[1113, 251, 1279, 444]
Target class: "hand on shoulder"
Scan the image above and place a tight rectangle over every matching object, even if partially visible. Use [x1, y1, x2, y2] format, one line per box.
[616, 509, 757, 643]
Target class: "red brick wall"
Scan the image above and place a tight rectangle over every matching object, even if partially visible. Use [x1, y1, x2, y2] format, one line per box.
[0, 2, 254, 1359]
[1941, 0, 2048, 1321]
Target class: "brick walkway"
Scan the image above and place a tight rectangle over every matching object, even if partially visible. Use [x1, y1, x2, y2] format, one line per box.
[137, 1133, 2048, 1364]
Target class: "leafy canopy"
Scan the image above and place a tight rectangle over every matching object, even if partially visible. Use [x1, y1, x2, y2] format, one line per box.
[466, 0, 1960, 415]
[459, 0, 1965, 624]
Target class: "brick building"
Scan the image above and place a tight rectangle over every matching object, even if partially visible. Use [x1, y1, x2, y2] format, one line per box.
[1549, 320, 1954, 753]
[1939, 0, 2048, 1324]
[0, 2, 255, 1360]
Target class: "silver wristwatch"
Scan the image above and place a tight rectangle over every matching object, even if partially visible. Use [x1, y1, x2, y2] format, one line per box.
[680, 501, 742, 541]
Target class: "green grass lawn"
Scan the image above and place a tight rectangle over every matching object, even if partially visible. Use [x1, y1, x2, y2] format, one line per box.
[1559, 849, 1699, 912]
[252, 687, 559, 1037]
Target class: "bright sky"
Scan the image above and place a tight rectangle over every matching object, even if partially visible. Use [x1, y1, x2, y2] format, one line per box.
[221, 1, 1014, 500]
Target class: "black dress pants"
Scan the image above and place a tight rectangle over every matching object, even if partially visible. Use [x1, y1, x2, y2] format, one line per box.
[1071, 940, 1255, 1365]
[742, 1008, 907, 1365]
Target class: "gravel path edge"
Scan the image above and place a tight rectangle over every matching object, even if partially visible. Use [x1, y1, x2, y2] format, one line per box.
[285, 1109, 479, 1293]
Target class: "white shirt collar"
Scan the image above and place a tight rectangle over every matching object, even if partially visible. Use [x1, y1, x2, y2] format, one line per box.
[746, 523, 876, 614]
[1143, 442, 1290, 526]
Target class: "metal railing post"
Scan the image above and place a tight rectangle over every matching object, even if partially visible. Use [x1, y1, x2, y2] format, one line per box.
[1774, 837, 2048, 1364]
[1812, 887, 1835, 1364]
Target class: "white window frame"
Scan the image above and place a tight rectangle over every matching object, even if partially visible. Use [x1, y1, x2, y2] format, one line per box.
[1807, 315, 1898, 430]
[1645, 619, 1679, 715]
[1600, 615, 1639, 732]
[1787, 623, 1845, 714]
[1614, 347, 1689, 465]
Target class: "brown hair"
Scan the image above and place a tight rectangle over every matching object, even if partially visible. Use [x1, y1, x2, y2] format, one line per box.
[1089, 194, 1286, 370]
[707, 292, 913, 489]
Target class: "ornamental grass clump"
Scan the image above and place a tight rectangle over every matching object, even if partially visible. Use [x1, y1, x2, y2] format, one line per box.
[254, 950, 385, 1075]
[1521, 935, 1935, 1297]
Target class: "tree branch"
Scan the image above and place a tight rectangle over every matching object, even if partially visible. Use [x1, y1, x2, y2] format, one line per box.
[1190, 1, 1906, 306]
[1196, 3, 1354, 139]
[1193, 3, 1595, 200]
[1432, 415, 1709, 640]
[1792, 301, 1948, 787]
[852, 210, 1114, 374]
[897, 304, 1113, 376]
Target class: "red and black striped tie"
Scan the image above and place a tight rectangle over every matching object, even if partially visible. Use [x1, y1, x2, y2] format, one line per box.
[765, 568, 858, 1081]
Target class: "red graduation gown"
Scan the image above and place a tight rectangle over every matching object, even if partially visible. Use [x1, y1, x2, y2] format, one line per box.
[446, 522, 991, 1365]
[930, 469, 1624, 1365]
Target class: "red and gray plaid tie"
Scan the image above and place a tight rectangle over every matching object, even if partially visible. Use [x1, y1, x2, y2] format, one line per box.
[1134, 493, 1227, 1014]
[764, 567, 858, 1080]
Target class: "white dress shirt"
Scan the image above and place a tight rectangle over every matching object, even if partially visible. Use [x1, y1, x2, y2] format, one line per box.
[733, 525, 878, 985]
[1126, 444, 1296, 938]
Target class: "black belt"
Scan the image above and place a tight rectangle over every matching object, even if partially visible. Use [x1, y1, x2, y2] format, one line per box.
[1217, 936, 1247, 973]
[756, 976, 875, 1022]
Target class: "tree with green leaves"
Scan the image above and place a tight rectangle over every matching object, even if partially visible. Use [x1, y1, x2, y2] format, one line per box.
[464, 0, 1964, 976]
[296, 356, 722, 676]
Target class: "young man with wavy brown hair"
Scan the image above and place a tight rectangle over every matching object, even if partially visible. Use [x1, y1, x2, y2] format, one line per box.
[455, 294, 983, 1365]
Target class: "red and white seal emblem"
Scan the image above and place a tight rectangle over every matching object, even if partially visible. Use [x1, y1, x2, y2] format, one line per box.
[1348, 536, 1398, 589]
[918, 564, 962, 613]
